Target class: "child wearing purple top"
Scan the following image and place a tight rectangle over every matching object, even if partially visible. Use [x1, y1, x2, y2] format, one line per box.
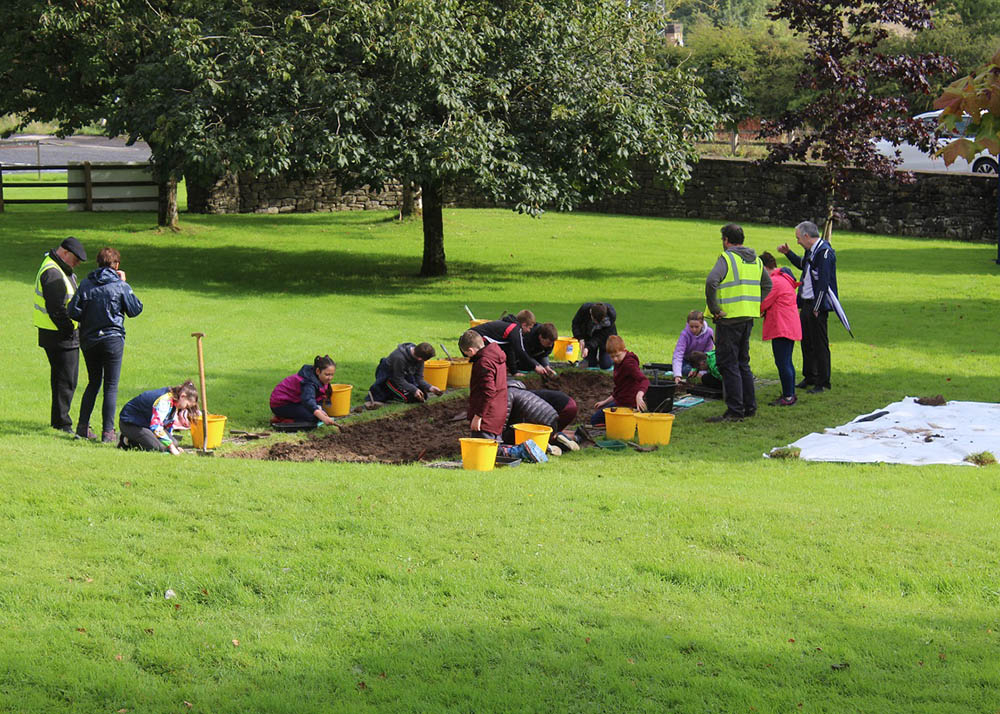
[672, 310, 715, 384]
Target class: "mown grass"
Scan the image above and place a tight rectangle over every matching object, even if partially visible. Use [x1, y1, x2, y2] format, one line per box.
[1, 205, 998, 713]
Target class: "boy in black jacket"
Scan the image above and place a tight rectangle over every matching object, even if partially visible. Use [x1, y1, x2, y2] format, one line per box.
[366, 342, 442, 406]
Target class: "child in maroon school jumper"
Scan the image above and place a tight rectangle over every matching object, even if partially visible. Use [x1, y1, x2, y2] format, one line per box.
[591, 335, 649, 426]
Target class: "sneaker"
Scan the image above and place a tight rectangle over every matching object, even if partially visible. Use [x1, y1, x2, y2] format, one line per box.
[75, 427, 96, 440]
[547, 444, 562, 456]
[706, 410, 743, 423]
[554, 432, 580, 452]
[117, 434, 131, 450]
[520, 439, 549, 463]
[778, 395, 797, 406]
[102, 430, 117, 443]
[796, 379, 813, 389]
[807, 386, 828, 394]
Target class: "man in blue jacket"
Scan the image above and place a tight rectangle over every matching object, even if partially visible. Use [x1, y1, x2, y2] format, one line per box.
[778, 220, 838, 393]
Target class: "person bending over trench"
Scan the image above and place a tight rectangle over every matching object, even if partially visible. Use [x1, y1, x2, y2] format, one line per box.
[118, 380, 199, 454]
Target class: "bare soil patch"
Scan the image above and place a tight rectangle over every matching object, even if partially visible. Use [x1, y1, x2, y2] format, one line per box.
[237, 370, 614, 464]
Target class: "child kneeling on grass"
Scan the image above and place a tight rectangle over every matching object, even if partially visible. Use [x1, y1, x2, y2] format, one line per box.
[270, 355, 338, 426]
[118, 380, 199, 455]
[459, 330, 546, 463]
[366, 342, 443, 407]
[591, 335, 649, 427]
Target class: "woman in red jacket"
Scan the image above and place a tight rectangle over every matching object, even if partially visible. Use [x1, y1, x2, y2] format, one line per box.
[760, 252, 803, 406]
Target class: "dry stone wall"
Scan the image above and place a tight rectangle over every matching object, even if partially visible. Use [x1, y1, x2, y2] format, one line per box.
[186, 159, 998, 241]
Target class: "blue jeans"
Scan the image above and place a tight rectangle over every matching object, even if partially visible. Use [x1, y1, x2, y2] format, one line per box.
[78, 337, 124, 435]
[771, 338, 797, 398]
[590, 400, 617, 426]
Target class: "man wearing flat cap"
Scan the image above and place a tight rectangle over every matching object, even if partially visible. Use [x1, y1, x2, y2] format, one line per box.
[34, 237, 87, 433]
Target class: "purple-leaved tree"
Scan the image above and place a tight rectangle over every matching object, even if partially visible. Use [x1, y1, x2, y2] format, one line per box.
[761, 0, 956, 240]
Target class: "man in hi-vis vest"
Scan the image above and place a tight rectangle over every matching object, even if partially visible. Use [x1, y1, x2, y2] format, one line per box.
[704, 224, 771, 423]
[34, 236, 87, 433]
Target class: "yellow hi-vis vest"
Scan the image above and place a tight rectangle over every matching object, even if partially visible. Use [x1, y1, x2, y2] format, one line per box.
[33, 255, 77, 331]
[713, 251, 763, 319]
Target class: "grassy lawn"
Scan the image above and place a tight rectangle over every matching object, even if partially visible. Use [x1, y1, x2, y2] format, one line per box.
[1, 205, 998, 712]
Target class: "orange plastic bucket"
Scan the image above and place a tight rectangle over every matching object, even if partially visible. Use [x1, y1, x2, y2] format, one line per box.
[634, 412, 674, 445]
[189, 414, 226, 449]
[513, 423, 553, 452]
[324, 384, 353, 417]
[460, 437, 499, 471]
[423, 360, 450, 392]
[552, 337, 582, 361]
[469, 318, 490, 328]
[603, 407, 636, 440]
[446, 358, 471, 388]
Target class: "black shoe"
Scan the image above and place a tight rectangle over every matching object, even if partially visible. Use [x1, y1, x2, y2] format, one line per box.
[706, 411, 743, 423]
[744, 408, 757, 418]
[75, 427, 97, 440]
[55, 425, 73, 434]
[807, 386, 828, 394]
[796, 379, 813, 389]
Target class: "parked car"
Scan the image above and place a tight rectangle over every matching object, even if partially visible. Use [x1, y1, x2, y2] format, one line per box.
[874, 110, 998, 175]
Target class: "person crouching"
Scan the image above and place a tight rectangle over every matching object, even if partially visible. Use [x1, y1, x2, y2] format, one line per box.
[366, 342, 443, 407]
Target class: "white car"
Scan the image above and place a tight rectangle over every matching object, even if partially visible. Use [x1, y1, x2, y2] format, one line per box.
[874, 110, 998, 175]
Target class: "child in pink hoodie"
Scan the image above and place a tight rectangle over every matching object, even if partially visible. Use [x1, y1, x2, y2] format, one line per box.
[760, 252, 802, 406]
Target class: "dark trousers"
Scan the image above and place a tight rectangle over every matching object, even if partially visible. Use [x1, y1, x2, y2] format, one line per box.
[715, 320, 755, 417]
[770, 337, 797, 398]
[43, 346, 79, 430]
[119, 420, 175, 452]
[799, 303, 830, 388]
[557, 398, 578, 431]
[78, 338, 124, 435]
[272, 403, 316, 422]
[582, 327, 616, 369]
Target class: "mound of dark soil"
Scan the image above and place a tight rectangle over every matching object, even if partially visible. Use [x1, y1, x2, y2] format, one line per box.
[238, 370, 614, 464]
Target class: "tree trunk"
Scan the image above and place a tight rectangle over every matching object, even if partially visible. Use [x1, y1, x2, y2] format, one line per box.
[399, 179, 422, 220]
[419, 180, 446, 277]
[158, 178, 179, 230]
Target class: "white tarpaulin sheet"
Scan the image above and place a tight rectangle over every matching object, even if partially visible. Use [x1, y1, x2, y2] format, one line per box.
[772, 397, 1000, 465]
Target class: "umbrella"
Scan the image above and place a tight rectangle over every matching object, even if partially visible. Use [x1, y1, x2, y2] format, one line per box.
[826, 290, 854, 338]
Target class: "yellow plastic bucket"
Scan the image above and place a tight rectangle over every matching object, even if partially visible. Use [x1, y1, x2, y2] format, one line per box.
[423, 360, 450, 392]
[513, 423, 553, 452]
[634, 412, 674, 445]
[552, 337, 581, 361]
[189, 414, 227, 449]
[469, 318, 490, 328]
[446, 358, 472, 388]
[460, 437, 499, 471]
[324, 384, 353, 417]
[603, 406, 636, 440]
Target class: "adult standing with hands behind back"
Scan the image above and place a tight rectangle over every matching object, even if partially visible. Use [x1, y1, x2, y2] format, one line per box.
[68, 247, 144, 443]
[33, 236, 87, 434]
[778, 221, 838, 394]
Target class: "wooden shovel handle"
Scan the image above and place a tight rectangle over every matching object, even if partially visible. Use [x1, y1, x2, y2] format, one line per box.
[191, 332, 209, 449]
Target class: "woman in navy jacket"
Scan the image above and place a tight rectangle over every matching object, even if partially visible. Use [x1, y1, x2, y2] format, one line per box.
[67, 247, 143, 442]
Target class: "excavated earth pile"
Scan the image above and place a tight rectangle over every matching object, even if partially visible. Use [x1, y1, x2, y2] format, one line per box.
[238, 370, 614, 464]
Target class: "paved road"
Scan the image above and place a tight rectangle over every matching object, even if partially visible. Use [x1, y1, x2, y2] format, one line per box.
[0, 134, 151, 170]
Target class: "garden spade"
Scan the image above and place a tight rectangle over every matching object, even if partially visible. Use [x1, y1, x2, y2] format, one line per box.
[191, 332, 214, 456]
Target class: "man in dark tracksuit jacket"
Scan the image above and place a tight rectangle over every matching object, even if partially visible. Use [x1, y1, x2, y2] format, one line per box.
[571, 302, 617, 369]
[367, 342, 441, 403]
[33, 237, 87, 433]
[778, 220, 838, 393]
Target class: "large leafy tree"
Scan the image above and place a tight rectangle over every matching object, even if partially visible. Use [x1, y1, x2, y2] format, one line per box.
[281, 0, 716, 275]
[760, 0, 955, 239]
[2, 1, 716, 274]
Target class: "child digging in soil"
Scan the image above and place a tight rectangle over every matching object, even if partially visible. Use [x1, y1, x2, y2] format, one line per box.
[459, 329, 547, 463]
[686, 350, 723, 390]
[672, 310, 715, 384]
[590, 335, 649, 426]
[365, 342, 443, 407]
[269, 355, 339, 427]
